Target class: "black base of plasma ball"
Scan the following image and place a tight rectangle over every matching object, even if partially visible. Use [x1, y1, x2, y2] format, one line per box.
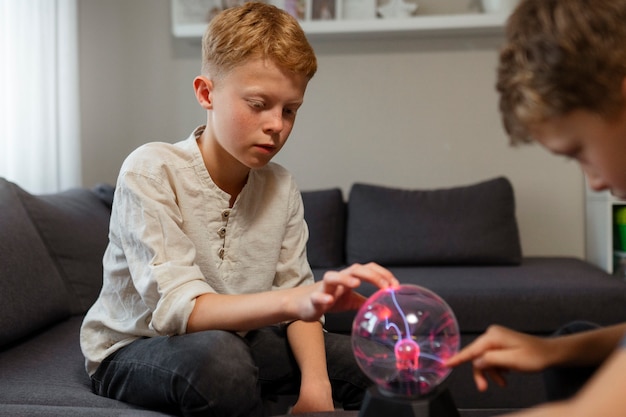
[358, 385, 460, 417]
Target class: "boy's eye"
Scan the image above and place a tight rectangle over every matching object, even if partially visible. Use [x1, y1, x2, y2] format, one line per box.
[248, 100, 264, 109]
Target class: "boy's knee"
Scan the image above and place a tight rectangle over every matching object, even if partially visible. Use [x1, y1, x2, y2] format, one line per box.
[176, 331, 263, 416]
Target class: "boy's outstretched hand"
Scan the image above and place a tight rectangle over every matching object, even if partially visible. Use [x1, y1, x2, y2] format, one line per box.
[445, 325, 554, 392]
[299, 262, 399, 322]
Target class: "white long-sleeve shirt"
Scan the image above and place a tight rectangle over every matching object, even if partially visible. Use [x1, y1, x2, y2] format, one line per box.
[80, 127, 313, 376]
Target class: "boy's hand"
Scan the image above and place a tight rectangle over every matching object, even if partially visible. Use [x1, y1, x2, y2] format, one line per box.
[445, 325, 553, 392]
[298, 263, 399, 321]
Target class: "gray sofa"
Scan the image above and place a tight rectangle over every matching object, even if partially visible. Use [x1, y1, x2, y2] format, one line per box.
[302, 177, 626, 412]
[2, 176, 626, 416]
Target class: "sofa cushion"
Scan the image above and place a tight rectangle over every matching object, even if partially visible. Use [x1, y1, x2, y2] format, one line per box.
[301, 188, 346, 268]
[17, 185, 113, 315]
[0, 316, 173, 416]
[316, 257, 626, 334]
[92, 183, 115, 209]
[345, 177, 522, 266]
[0, 179, 72, 348]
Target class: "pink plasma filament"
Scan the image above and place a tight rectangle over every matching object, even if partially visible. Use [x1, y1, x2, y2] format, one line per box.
[395, 338, 420, 371]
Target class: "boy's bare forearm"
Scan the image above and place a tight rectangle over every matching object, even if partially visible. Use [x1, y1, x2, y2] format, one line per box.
[287, 320, 330, 383]
[551, 323, 626, 367]
[186, 290, 298, 333]
[287, 320, 334, 412]
[500, 348, 626, 417]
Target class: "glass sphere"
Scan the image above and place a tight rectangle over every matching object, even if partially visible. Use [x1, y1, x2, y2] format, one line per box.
[352, 284, 460, 397]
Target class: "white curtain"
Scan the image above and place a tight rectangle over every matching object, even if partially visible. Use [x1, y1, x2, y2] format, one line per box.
[0, 0, 81, 194]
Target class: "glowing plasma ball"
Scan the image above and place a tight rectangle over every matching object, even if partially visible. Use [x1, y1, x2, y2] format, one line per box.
[351, 284, 460, 397]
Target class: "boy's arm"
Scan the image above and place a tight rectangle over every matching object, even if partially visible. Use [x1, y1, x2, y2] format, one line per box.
[187, 263, 399, 333]
[548, 323, 626, 367]
[286, 320, 334, 413]
[446, 323, 626, 392]
[500, 347, 626, 417]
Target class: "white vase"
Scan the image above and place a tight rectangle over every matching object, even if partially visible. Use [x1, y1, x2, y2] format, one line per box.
[480, 0, 519, 14]
[342, 0, 377, 20]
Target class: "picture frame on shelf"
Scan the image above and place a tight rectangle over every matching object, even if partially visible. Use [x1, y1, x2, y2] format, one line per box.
[311, 0, 337, 20]
[272, 0, 310, 21]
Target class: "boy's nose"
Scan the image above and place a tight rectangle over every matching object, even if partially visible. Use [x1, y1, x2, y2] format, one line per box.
[262, 108, 285, 133]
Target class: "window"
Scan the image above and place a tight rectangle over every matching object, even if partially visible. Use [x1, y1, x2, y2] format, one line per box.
[0, 0, 80, 193]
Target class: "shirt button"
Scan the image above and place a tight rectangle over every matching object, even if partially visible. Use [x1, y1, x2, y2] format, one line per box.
[218, 226, 226, 238]
[221, 209, 231, 219]
[218, 247, 225, 259]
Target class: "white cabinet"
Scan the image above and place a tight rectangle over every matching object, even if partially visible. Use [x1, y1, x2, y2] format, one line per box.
[586, 188, 626, 274]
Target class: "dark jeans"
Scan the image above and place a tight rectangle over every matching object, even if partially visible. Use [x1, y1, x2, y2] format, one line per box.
[91, 326, 369, 417]
[543, 321, 600, 401]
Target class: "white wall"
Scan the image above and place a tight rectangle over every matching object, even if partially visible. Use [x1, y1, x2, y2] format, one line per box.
[77, 0, 585, 258]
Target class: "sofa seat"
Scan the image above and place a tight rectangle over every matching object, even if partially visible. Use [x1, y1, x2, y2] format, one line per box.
[0, 316, 172, 417]
[317, 257, 626, 335]
[313, 256, 626, 411]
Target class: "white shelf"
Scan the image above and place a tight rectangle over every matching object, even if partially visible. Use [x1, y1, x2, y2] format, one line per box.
[172, 13, 508, 41]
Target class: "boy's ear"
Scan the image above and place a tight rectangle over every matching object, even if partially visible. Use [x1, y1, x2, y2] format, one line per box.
[193, 76, 213, 110]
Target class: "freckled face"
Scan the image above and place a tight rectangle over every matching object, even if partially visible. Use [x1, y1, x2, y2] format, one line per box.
[530, 107, 626, 199]
[203, 58, 308, 171]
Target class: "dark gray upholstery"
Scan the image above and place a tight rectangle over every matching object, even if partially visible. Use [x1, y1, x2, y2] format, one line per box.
[0, 179, 166, 416]
[316, 258, 626, 334]
[0, 180, 72, 348]
[0, 317, 164, 412]
[0, 407, 169, 417]
[346, 178, 522, 266]
[301, 188, 346, 268]
[2, 176, 625, 416]
[17, 186, 112, 314]
[299, 178, 626, 413]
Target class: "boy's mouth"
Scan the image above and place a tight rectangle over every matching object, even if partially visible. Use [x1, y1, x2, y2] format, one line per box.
[254, 144, 276, 154]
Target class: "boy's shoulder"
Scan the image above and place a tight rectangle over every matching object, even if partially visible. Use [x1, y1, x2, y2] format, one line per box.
[121, 138, 197, 175]
[125, 138, 190, 160]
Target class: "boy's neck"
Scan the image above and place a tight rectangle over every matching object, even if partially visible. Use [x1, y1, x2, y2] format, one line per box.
[196, 131, 249, 206]
[212, 172, 248, 207]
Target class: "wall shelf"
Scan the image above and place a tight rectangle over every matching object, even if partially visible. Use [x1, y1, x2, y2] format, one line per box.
[172, 13, 508, 41]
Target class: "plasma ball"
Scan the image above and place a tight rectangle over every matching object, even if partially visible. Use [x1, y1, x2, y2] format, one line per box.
[395, 338, 420, 371]
[352, 284, 460, 397]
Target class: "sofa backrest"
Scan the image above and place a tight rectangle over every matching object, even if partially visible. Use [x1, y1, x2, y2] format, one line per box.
[0, 179, 72, 348]
[301, 188, 346, 268]
[301, 177, 523, 270]
[17, 184, 113, 314]
[0, 178, 112, 349]
[346, 177, 523, 266]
